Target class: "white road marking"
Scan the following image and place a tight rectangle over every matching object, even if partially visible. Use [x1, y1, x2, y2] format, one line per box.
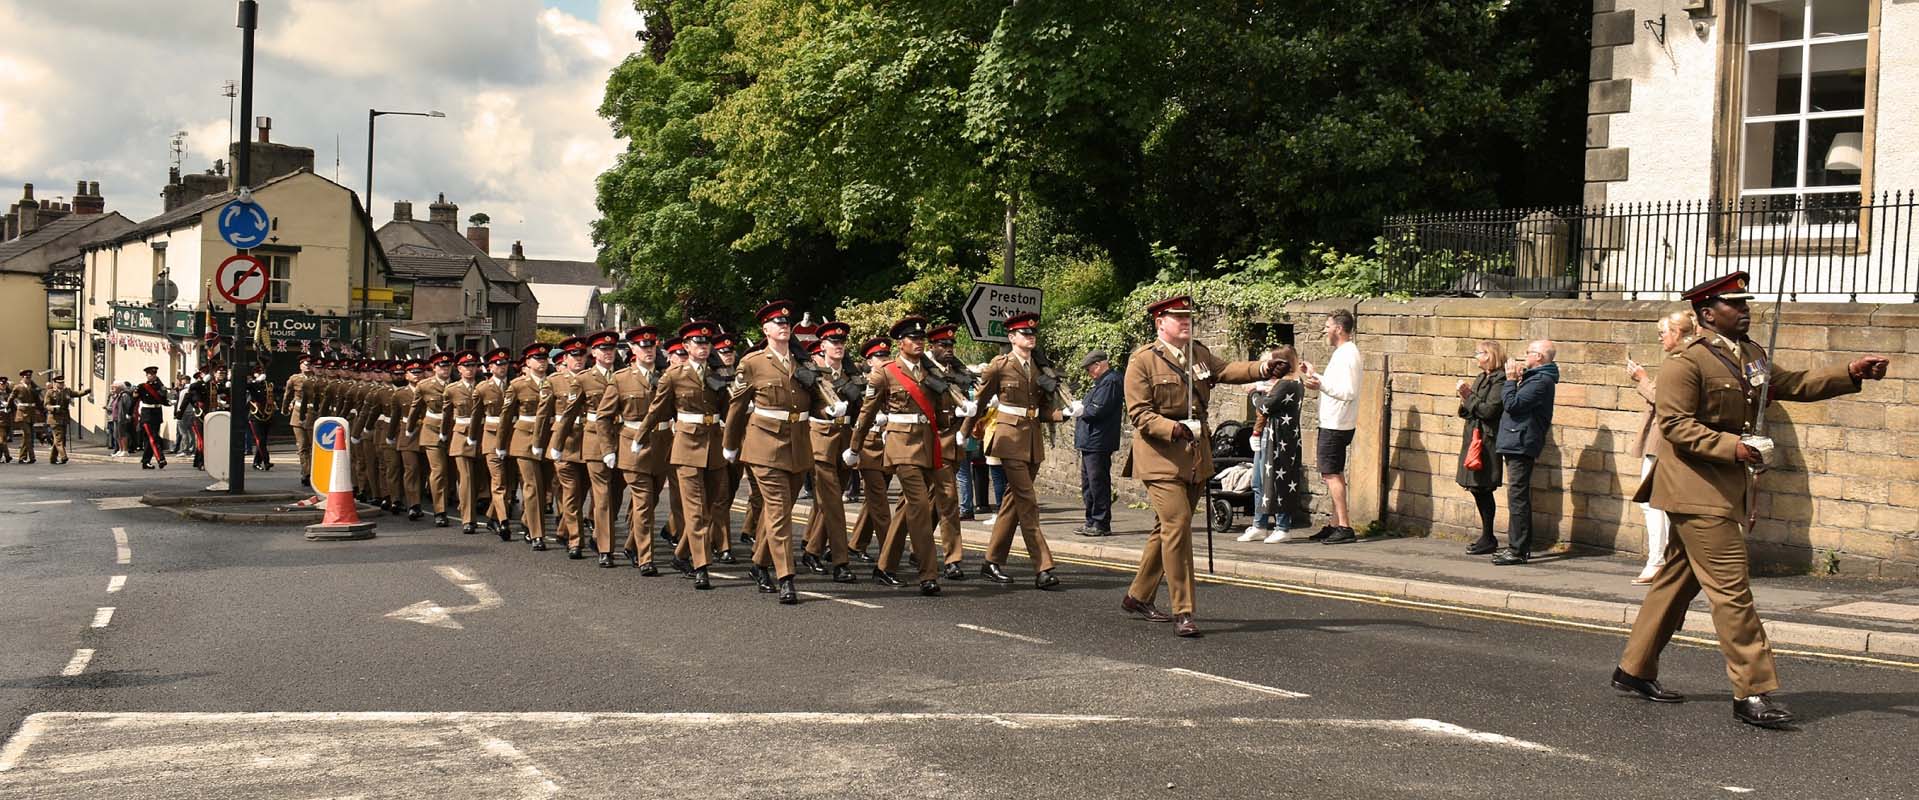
[385, 565, 503, 629]
[96, 496, 144, 510]
[1722, 788, 1756, 794]
[1395, 719, 1561, 753]
[706, 571, 740, 580]
[460, 724, 561, 798]
[956, 623, 1052, 645]
[796, 591, 881, 609]
[21, 499, 71, 506]
[90, 607, 116, 628]
[1166, 668, 1310, 698]
[0, 714, 50, 770]
[107, 575, 126, 593]
[112, 526, 130, 564]
[58, 649, 95, 678]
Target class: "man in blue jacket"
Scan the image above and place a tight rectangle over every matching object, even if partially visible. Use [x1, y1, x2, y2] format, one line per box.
[1073, 350, 1123, 535]
[1493, 339, 1559, 565]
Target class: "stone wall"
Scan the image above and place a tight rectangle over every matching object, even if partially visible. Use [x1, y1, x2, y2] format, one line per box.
[1032, 297, 1919, 578]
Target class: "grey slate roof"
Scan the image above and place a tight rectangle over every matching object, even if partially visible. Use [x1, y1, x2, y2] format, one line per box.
[0, 213, 120, 263]
[378, 219, 520, 284]
[387, 253, 475, 282]
[88, 170, 308, 249]
[511, 257, 610, 287]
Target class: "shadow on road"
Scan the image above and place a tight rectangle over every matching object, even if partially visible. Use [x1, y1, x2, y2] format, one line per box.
[0, 670, 217, 691]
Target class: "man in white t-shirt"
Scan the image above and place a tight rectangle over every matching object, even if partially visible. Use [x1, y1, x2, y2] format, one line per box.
[1301, 310, 1361, 544]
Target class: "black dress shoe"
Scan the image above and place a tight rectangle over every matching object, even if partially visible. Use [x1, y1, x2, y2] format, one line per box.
[1174, 613, 1201, 637]
[777, 577, 798, 605]
[568, 546, 587, 560]
[623, 547, 638, 565]
[496, 525, 512, 542]
[740, 532, 756, 546]
[1733, 694, 1794, 728]
[751, 565, 776, 593]
[1465, 538, 1498, 555]
[1320, 527, 1357, 545]
[941, 563, 966, 581]
[919, 580, 941, 596]
[693, 568, 712, 590]
[300, 476, 310, 487]
[671, 557, 693, 576]
[981, 563, 1014, 584]
[1611, 668, 1685, 703]
[408, 506, 424, 521]
[958, 511, 976, 521]
[1121, 594, 1173, 622]
[850, 549, 876, 564]
[1491, 548, 1529, 566]
[718, 549, 738, 565]
[141, 463, 156, 470]
[434, 513, 449, 528]
[638, 563, 659, 577]
[461, 523, 477, 535]
[872, 568, 902, 587]
[598, 553, 615, 568]
[800, 552, 826, 574]
[659, 526, 674, 543]
[832, 564, 856, 583]
[1034, 569, 1059, 589]
[531, 537, 548, 552]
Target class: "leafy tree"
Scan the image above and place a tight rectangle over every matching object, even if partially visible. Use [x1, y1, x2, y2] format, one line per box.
[468, 213, 489, 227]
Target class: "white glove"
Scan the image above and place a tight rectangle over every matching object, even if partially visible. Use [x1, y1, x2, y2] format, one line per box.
[1064, 400, 1084, 419]
[385, 438, 395, 446]
[602, 453, 617, 469]
[546, 448, 560, 460]
[956, 432, 969, 449]
[956, 399, 978, 418]
[528, 443, 542, 456]
[494, 448, 506, 459]
[630, 440, 640, 453]
[466, 438, 478, 447]
[827, 400, 848, 418]
[1180, 419, 1203, 438]
[841, 448, 858, 467]
[350, 435, 362, 444]
[723, 448, 739, 463]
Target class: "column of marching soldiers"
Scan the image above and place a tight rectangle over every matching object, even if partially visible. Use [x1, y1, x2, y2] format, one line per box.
[275, 302, 1095, 606]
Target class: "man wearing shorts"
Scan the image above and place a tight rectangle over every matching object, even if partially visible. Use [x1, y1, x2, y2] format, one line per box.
[1302, 310, 1361, 544]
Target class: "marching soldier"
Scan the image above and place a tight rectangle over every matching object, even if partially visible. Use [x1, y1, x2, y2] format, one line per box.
[547, 337, 591, 557]
[641, 322, 729, 590]
[1121, 295, 1276, 637]
[0, 376, 13, 463]
[184, 369, 210, 469]
[725, 300, 842, 604]
[395, 359, 428, 520]
[478, 348, 516, 540]
[284, 356, 314, 485]
[134, 366, 170, 469]
[970, 312, 1078, 588]
[847, 337, 893, 562]
[652, 337, 692, 549]
[799, 322, 861, 583]
[417, 352, 455, 527]
[11, 370, 44, 463]
[850, 316, 947, 596]
[711, 332, 748, 563]
[577, 331, 624, 563]
[926, 323, 975, 578]
[503, 342, 556, 549]
[346, 362, 372, 495]
[445, 351, 484, 533]
[42, 373, 85, 465]
[606, 326, 670, 573]
[246, 361, 275, 471]
[364, 362, 402, 512]
[1614, 272, 1890, 729]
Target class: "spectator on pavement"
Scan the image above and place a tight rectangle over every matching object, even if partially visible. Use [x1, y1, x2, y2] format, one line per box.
[1456, 340, 1506, 555]
[1073, 349, 1122, 536]
[1626, 310, 1696, 584]
[106, 383, 128, 456]
[1240, 345, 1308, 543]
[1301, 310, 1362, 544]
[1492, 339, 1559, 566]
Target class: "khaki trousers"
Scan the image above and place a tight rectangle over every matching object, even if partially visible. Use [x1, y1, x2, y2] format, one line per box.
[935, 463, 964, 565]
[0, 419, 11, 460]
[878, 465, 939, 582]
[621, 469, 663, 562]
[802, 462, 850, 564]
[515, 456, 546, 540]
[50, 419, 69, 462]
[713, 462, 746, 550]
[985, 459, 1053, 571]
[400, 450, 425, 507]
[673, 466, 724, 569]
[554, 460, 586, 548]
[487, 451, 514, 522]
[383, 446, 403, 502]
[1619, 513, 1779, 697]
[589, 460, 623, 553]
[454, 455, 480, 524]
[1127, 480, 1202, 615]
[17, 421, 36, 461]
[749, 465, 802, 579]
[851, 468, 892, 551]
[425, 444, 451, 513]
[294, 423, 312, 478]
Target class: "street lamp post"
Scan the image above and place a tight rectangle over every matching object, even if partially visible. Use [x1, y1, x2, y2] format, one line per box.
[360, 108, 444, 352]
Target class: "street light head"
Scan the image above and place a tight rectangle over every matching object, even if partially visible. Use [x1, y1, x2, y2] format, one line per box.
[428, 111, 446, 118]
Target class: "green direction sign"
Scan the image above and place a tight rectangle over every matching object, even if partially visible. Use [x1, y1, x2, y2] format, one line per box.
[111, 302, 196, 337]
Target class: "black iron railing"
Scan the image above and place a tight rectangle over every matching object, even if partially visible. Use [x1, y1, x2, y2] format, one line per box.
[1380, 191, 1919, 302]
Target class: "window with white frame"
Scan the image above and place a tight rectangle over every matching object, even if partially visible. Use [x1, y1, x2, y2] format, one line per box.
[265, 253, 293, 304]
[1738, 0, 1872, 226]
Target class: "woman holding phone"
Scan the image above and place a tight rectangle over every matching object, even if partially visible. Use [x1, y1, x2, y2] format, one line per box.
[1456, 340, 1506, 554]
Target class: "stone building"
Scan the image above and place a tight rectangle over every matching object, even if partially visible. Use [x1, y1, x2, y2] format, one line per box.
[0, 182, 133, 376]
[505, 240, 624, 336]
[376, 195, 537, 352]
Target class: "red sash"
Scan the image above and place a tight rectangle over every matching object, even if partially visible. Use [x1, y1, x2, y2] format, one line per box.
[886, 361, 942, 470]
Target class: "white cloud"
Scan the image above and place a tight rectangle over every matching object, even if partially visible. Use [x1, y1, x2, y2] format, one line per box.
[0, 0, 643, 261]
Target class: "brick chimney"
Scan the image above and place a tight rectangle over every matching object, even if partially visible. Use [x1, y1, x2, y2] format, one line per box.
[428, 193, 458, 230]
[393, 200, 413, 223]
[505, 240, 526, 278]
[72, 180, 104, 216]
[465, 224, 490, 254]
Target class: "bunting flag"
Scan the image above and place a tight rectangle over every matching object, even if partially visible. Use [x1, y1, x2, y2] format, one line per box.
[254, 303, 271, 354]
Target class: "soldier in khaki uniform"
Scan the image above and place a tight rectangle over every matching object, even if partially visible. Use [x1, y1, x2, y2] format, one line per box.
[850, 316, 948, 596]
[502, 342, 556, 549]
[847, 338, 894, 562]
[379, 362, 408, 512]
[1121, 295, 1274, 637]
[1614, 272, 1889, 729]
[926, 324, 974, 579]
[799, 323, 861, 584]
[351, 362, 388, 507]
[283, 356, 314, 485]
[606, 326, 668, 573]
[725, 300, 841, 604]
[445, 350, 484, 533]
[477, 348, 516, 540]
[970, 313, 1081, 589]
[417, 352, 454, 527]
[710, 332, 748, 563]
[642, 322, 729, 590]
[11, 370, 44, 464]
[42, 373, 85, 464]
[546, 337, 591, 557]
[577, 331, 624, 564]
[395, 359, 428, 520]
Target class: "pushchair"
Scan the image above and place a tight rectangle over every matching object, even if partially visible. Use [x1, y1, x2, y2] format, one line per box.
[1204, 420, 1255, 533]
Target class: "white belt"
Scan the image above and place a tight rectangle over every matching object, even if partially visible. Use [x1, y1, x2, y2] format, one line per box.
[586, 412, 601, 422]
[622, 420, 648, 430]
[424, 411, 443, 420]
[377, 415, 391, 424]
[455, 416, 473, 425]
[484, 415, 503, 424]
[996, 403, 1038, 419]
[752, 407, 805, 423]
[656, 421, 672, 432]
[810, 415, 849, 426]
[517, 414, 539, 422]
[884, 413, 928, 425]
[676, 412, 719, 425]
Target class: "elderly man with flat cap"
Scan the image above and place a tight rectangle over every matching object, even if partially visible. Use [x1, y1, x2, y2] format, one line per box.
[1613, 271, 1890, 729]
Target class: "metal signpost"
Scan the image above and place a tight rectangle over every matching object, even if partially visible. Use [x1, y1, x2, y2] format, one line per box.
[222, 0, 259, 495]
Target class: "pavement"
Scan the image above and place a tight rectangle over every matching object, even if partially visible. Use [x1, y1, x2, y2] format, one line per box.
[3, 446, 1918, 797]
